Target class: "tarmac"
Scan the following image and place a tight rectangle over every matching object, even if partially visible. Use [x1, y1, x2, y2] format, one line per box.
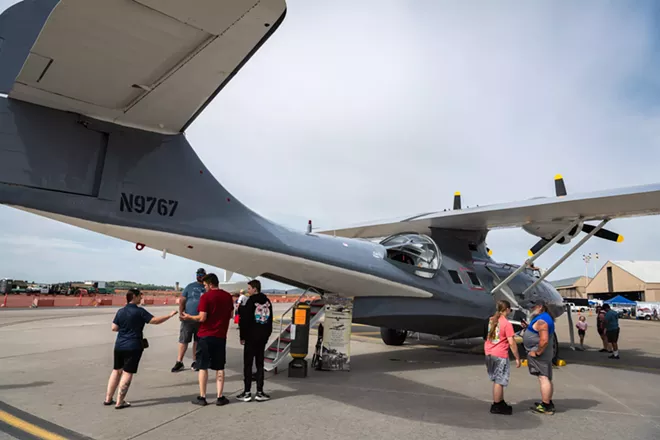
[1, 304, 660, 439]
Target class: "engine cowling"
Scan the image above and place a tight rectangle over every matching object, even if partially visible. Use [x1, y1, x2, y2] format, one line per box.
[522, 220, 583, 245]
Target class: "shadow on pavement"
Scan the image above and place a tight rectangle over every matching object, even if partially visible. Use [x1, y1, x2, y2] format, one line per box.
[267, 346, 556, 430]
[0, 381, 53, 390]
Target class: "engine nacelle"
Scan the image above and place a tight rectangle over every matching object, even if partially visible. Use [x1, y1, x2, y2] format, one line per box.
[522, 220, 583, 244]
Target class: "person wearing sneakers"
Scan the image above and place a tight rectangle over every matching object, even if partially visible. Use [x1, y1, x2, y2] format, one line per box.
[522, 299, 556, 415]
[603, 304, 620, 359]
[181, 273, 234, 406]
[483, 300, 521, 415]
[172, 268, 207, 372]
[236, 279, 273, 402]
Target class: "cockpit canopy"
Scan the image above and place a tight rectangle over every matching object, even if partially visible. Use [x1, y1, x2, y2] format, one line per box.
[379, 233, 442, 278]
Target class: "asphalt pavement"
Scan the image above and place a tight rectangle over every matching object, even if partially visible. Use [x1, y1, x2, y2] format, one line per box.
[1, 305, 659, 440]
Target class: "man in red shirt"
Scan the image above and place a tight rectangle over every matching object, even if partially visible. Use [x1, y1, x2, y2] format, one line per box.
[181, 273, 234, 406]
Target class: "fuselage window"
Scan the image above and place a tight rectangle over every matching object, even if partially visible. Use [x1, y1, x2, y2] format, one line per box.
[466, 271, 481, 286]
[448, 270, 463, 284]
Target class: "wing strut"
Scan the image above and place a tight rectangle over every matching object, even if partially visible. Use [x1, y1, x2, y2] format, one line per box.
[517, 218, 609, 351]
[490, 218, 583, 309]
[521, 219, 609, 297]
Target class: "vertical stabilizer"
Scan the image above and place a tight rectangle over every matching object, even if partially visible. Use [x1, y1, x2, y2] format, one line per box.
[0, 0, 59, 94]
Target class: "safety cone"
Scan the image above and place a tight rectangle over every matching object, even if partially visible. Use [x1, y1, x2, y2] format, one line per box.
[1, 293, 7, 308]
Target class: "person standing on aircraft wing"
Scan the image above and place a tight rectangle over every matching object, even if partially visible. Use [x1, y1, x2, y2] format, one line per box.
[522, 300, 556, 415]
[172, 268, 207, 372]
[484, 300, 521, 415]
[236, 280, 273, 402]
[181, 273, 234, 406]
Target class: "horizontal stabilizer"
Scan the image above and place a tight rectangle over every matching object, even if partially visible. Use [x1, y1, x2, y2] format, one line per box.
[4, 0, 286, 133]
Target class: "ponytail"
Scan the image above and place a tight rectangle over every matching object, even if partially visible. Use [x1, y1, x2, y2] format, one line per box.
[487, 300, 511, 341]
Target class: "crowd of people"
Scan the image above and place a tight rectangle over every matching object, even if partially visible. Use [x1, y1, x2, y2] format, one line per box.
[102, 267, 624, 414]
[103, 268, 274, 409]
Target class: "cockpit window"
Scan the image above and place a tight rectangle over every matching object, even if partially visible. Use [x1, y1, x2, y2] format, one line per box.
[379, 233, 442, 278]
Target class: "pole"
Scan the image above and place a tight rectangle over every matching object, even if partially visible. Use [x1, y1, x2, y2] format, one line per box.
[522, 219, 609, 297]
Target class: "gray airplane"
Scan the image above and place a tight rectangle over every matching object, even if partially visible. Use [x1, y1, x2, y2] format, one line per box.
[2, 0, 660, 361]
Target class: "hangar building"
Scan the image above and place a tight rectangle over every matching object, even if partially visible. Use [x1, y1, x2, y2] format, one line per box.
[586, 260, 660, 302]
[550, 276, 591, 299]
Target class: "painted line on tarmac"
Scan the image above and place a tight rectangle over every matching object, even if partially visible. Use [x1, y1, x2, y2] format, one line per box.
[0, 401, 93, 440]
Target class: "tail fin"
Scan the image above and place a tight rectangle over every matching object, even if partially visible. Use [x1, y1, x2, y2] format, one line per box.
[0, 0, 59, 94]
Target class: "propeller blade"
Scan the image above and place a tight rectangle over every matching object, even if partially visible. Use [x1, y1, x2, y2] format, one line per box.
[581, 224, 624, 242]
[487, 247, 493, 256]
[453, 192, 461, 210]
[554, 174, 567, 197]
[528, 238, 549, 257]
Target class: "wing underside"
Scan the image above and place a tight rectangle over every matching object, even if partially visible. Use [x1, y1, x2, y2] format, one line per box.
[319, 183, 660, 239]
[6, 0, 286, 134]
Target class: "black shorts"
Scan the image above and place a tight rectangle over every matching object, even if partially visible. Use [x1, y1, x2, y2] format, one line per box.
[606, 328, 620, 343]
[114, 349, 143, 374]
[196, 336, 226, 371]
[578, 329, 586, 337]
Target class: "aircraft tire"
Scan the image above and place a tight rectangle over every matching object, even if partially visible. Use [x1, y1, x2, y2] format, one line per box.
[380, 327, 407, 346]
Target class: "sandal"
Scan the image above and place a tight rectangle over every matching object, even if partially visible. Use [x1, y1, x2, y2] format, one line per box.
[103, 400, 115, 406]
[115, 402, 131, 409]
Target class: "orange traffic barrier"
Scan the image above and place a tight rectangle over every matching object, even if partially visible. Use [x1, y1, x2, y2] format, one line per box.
[33, 298, 55, 307]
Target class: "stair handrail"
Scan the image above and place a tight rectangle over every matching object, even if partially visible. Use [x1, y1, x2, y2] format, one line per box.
[271, 286, 323, 367]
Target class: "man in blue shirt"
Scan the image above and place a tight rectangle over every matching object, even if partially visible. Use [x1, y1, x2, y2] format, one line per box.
[172, 268, 207, 372]
[602, 304, 620, 359]
[522, 300, 556, 415]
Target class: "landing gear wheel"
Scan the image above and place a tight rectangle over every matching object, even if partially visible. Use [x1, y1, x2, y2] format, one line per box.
[380, 328, 407, 346]
[552, 333, 560, 366]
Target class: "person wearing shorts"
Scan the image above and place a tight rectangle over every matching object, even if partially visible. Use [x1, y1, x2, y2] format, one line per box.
[172, 268, 206, 372]
[576, 315, 588, 350]
[522, 300, 556, 415]
[596, 306, 610, 353]
[603, 304, 620, 359]
[181, 273, 234, 406]
[104, 289, 177, 409]
[484, 300, 520, 415]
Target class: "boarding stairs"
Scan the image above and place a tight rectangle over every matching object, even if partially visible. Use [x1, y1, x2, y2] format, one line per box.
[264, 289, 325, 373]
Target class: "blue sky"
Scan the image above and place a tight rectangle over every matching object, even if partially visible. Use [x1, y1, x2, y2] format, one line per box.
[2, 0, 660, 288]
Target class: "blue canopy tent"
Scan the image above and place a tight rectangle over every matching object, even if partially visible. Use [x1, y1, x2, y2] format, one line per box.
[604, 295, 636, 305]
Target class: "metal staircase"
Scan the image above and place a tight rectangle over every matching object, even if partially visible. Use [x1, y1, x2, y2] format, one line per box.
[264, 288, 325, 373]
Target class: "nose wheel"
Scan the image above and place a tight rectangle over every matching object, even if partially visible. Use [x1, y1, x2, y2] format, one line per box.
[380, 327, 407, 346]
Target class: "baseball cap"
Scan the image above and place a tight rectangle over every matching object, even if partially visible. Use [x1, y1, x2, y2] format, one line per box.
[196, 268, 206, 276]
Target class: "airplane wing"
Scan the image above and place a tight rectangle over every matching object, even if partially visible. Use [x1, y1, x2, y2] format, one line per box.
[316, 182, 660, 239]
[5, 0, 286, 134]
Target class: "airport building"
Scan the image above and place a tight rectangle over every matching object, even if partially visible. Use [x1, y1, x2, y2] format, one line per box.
[550, 276, 591, 299]
[585, 261, 660, 302]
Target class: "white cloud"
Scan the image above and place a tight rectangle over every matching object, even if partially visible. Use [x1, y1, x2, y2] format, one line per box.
[2, 0, 660, 286]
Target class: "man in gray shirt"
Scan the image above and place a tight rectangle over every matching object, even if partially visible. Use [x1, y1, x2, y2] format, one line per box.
[172, 268, 207, 372]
